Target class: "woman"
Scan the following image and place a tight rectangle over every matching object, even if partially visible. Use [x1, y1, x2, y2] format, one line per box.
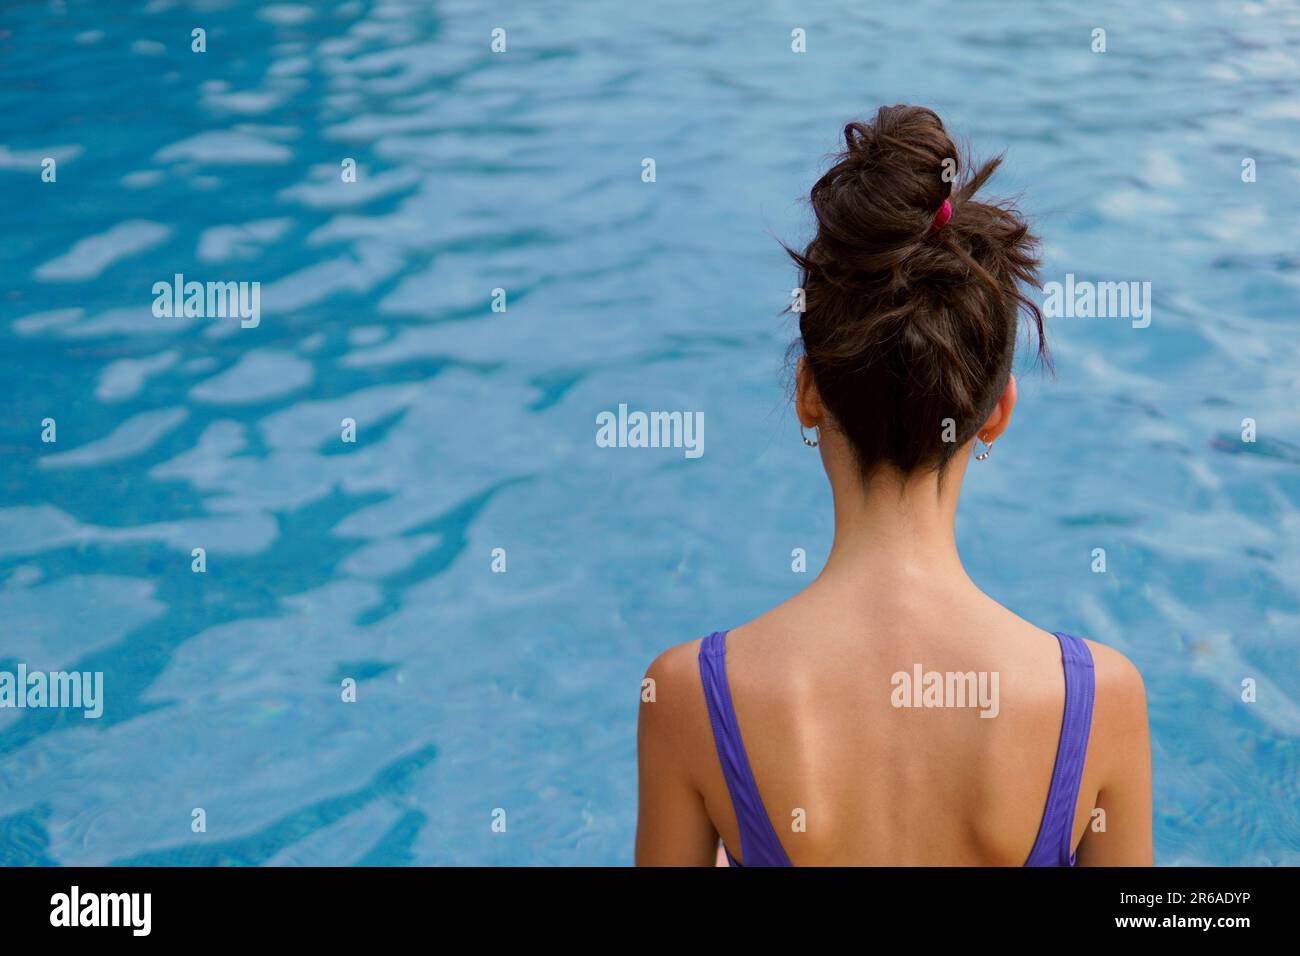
[635, 106, 1153, 866]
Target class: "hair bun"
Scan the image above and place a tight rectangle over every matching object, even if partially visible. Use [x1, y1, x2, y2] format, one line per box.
[839, 106, 955, 225]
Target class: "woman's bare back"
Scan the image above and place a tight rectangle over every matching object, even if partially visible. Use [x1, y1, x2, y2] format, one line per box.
[639, 572, 1151, 866]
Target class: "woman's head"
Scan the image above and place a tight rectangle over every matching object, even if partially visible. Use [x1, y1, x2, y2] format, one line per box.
[790, 105, 1046, 481]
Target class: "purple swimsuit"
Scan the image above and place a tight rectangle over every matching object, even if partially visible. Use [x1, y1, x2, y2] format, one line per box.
[698, 629, 1096, 866]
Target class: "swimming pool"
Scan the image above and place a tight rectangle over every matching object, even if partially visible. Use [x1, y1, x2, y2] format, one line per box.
[1, 0, 1297, 865]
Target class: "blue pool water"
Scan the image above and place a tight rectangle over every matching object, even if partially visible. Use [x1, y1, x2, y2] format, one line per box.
[1, 0, 1298, 866]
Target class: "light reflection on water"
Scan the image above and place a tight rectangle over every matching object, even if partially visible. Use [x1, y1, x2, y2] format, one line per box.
[0, 1, 1297, 865]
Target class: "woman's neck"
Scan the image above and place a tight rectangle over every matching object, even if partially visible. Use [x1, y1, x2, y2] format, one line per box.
[816, 448, 972, 589]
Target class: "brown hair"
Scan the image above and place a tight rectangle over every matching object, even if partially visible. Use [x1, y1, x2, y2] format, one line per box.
[788, 104, 1046, 478]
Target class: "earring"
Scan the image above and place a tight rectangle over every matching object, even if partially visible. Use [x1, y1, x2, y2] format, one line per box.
[801, 425, 819, 448]
[974, 435, 994, 461]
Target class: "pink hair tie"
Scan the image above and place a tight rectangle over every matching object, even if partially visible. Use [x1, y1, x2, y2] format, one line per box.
[930, 198, 952, 232]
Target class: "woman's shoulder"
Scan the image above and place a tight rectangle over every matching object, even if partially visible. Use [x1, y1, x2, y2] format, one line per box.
[637, 613, 788, 731]
[643, 636, 705, 688]
[641, 596, 798, 685]
[1079, 636, 1143, 682]
[1021, 625, 1147, 724]
[639, 637, 708, 735]
[984, 602, 1146, 704]
[1078, 636, 1149, 736]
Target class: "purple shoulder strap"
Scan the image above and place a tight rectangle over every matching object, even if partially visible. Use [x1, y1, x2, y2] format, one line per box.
[698, 631, 792, 867]
[1024, 632, 1096, 866]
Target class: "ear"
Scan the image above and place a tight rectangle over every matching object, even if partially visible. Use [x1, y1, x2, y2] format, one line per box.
[977, 372, 1017, 444]
[795, 357, 824, 428]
